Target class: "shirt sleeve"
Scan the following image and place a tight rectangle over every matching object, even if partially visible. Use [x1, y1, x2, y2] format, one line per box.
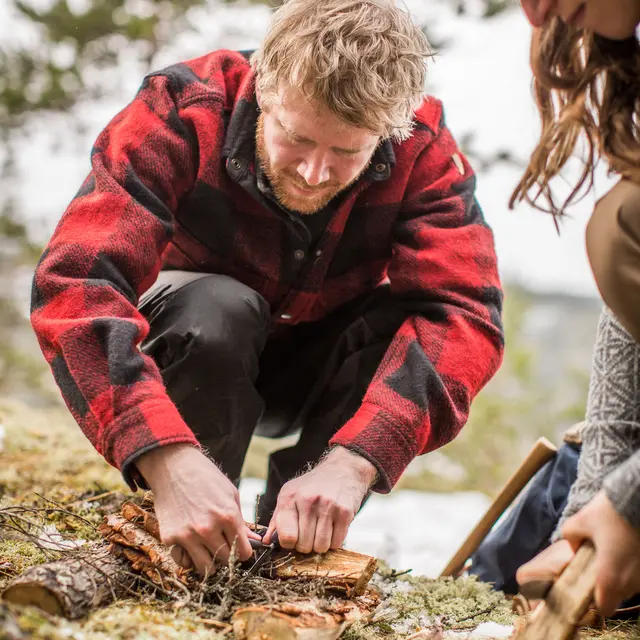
[30, 71, 213, 489]
[330, 113, 505, 492]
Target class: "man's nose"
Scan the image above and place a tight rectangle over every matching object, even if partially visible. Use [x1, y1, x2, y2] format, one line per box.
[521, 0, 554, 27]
[297, 153, 331, 186]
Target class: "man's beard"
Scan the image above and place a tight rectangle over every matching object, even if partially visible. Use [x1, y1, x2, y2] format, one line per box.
[255, 113, 368, 215]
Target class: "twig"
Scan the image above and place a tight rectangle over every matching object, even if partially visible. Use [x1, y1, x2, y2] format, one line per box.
[196, 618, 233, 634]
[65, 490, 119, 508]
[454, 602, 499, 626]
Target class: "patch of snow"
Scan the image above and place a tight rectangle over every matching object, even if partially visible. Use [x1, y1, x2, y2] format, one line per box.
[444, 622, 514, 639]
[468, 622, 514, 638]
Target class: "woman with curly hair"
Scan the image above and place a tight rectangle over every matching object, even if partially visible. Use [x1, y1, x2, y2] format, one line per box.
[511, 0, 640, 617]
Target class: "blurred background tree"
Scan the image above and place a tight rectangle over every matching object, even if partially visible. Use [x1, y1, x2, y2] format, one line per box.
[0, 0, 207, 400]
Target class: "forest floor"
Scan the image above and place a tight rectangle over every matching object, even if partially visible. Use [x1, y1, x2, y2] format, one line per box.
[0, 399, 638, 639]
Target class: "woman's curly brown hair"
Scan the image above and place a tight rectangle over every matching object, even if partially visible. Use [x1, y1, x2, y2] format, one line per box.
[510, 18, 640, 219]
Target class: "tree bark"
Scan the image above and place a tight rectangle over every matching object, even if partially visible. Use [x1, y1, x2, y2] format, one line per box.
[1, 545, 131, 619]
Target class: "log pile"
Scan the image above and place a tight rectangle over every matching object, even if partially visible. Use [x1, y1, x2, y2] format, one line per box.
[1, 497, 379, 638]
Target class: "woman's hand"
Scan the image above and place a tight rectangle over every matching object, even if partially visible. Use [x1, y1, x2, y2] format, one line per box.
[517, 491, 640, 616]
[561, 491, 640, 616]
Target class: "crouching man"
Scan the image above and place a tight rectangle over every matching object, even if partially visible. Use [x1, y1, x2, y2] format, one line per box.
[31, 0, 504, 576]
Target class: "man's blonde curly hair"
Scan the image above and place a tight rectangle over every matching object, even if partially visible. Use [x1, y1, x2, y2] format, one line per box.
[251, 0, 431, 142]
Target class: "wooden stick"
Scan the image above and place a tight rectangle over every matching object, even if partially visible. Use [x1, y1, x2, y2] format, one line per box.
[440, 437, 558, 578]
[516, 542, 596, 640]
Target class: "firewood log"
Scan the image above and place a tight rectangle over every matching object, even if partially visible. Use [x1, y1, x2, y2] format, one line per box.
[271, 548, 377, 596]
[232, 597, 367, 640]
[1, 545, 131, 619]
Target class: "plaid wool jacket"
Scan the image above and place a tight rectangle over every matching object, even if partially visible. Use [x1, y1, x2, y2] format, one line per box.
[31, 50, 504, 492]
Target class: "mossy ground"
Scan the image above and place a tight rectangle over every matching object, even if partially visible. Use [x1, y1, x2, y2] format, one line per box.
[1, 399, 639, 638]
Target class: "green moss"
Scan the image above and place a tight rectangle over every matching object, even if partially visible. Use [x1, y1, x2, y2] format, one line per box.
[396, 575, 515, 627]
[82, 602, 227, 639]
[3, 602, 228, 640]
[11, 604, 85, 640]
[0, 539, 51, 574]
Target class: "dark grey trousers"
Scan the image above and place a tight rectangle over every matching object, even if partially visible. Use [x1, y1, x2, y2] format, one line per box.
[138, 271, 406, 524]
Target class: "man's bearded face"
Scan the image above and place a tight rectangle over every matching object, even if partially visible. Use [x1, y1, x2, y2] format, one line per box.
[255, 89, 380, 214]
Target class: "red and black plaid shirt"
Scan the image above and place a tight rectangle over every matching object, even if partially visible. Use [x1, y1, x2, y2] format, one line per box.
[31, 50, 504, 492]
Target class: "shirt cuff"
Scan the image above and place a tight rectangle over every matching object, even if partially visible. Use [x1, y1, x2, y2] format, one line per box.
[329, 402, 420, 493]
[100, 399, 201, 491]
[603, 449, 640, 530]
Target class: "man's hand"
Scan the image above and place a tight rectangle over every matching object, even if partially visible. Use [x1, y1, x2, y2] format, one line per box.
[136, 444, 260, 576]
[516, 491, 640, 616]
[263, 446, 377, 554]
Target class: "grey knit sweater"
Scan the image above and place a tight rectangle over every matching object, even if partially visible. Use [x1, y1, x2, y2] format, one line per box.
[557, 306, 640, 534]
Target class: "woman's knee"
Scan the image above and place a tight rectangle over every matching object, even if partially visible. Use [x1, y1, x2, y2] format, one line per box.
[586, 179, 640, 340]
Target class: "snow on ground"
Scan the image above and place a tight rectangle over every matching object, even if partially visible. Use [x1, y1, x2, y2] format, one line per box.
[239, 477, 490, 578]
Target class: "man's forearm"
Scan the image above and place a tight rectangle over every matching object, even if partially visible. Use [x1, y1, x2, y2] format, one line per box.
[135, 443, 198, 489]
[555, 307, 640, 537]
[323, 446, 378, 488]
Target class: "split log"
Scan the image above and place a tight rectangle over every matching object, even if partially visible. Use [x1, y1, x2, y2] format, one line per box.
[272, 548, 377, 596]
[1, 544, 131, 619]
[232, 596, 373, 640]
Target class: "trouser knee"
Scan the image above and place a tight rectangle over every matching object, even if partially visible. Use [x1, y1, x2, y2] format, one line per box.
[142, 273, 271, 372]
[140, 273, 271, 482]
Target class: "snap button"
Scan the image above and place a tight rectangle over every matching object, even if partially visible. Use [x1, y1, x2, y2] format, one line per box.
[280, 313, 292, 320]
[230, 158, 242, 171]
[315, 249, 322, 257]
[294, 250, 305, 260]
[375, 163, 386, 173]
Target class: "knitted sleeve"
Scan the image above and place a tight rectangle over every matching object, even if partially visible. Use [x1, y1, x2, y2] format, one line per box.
[553, 306, 640, 539]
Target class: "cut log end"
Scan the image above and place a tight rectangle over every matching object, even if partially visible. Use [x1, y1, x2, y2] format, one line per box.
[1, 549, 130, 619]
[2, 584, 64, 616]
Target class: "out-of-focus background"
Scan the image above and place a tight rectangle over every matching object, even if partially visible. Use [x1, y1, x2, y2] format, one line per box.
[0, 0, 611, 577]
